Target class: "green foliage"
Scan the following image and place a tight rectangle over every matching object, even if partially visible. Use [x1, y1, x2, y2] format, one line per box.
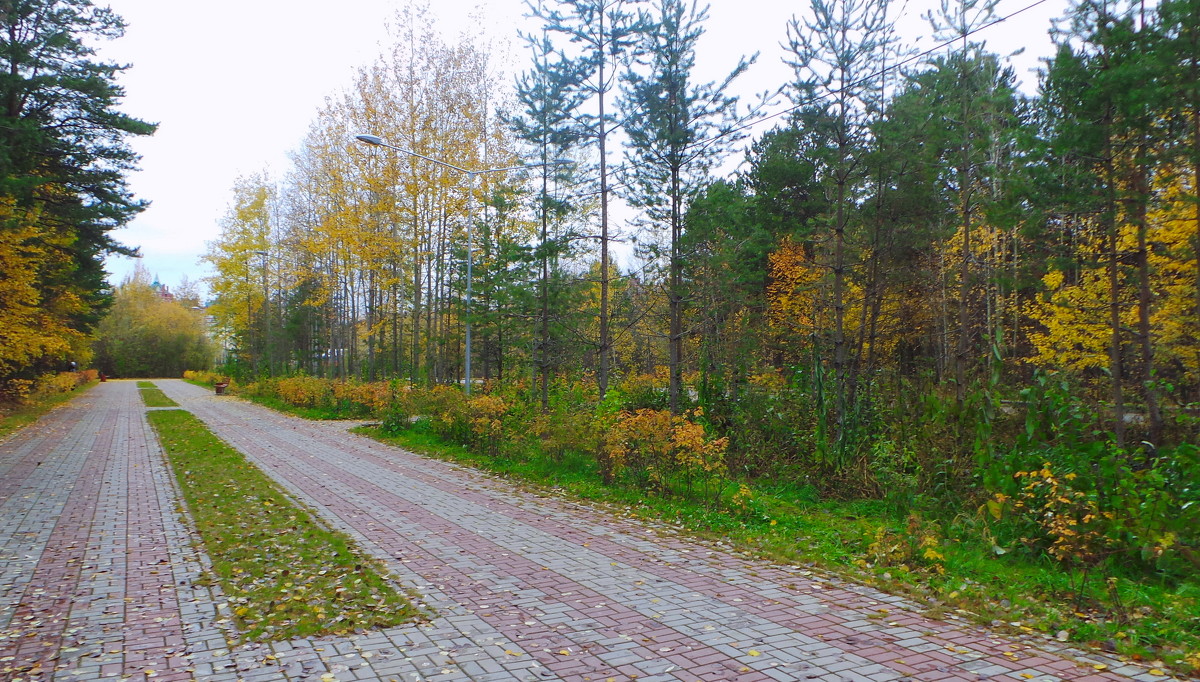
[361, 404, 1199, 673]
[137, 383, 178, 408]
[969, 372, 1200, 603]
[612, 370, 675, 411]
[227, 369, 1200, 673]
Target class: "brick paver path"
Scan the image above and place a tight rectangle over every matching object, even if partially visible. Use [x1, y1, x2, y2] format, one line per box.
[0, 380, 1178, 681]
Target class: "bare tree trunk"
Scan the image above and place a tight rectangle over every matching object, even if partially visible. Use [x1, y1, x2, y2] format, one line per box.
[668, 166, 683, 414]
[540, 162, 552, 412]
[1192, 50, 1200, 401]
[831, 62, 850, 436]
[598, 11, 612, 399]
[1105, 139, 1128, 447]
[1130, 158, 1163, 444]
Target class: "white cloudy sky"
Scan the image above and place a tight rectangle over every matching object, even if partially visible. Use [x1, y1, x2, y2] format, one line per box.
[97, 0, 1068, 296]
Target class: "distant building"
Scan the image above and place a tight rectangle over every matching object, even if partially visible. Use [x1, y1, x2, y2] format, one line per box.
[150, 279, 175, 302]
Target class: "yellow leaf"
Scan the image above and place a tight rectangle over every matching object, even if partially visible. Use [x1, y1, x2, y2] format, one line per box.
[748, 650, 761, 657]
[986, 498, 1004, 520]
[558, 649, 570, 656]
[1149, 669, 1165, 676]
[1093, 663, 1107, 671]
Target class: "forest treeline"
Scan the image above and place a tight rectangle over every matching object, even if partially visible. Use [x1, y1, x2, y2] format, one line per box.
[207, 0, 1198, 441]
[200, 0, 1199, 577]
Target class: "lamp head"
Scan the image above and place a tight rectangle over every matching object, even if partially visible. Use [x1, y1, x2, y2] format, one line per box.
[355, 134, 384, 146]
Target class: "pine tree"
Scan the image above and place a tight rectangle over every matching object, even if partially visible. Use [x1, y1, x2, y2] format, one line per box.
[528, 0, 646, 398]
[511, 20, 587, 410]
[620, 0, 755, 413]
[0, 0, 154, 391]
[1039, 0, 1164, 444]
[783, 0, 893, 453]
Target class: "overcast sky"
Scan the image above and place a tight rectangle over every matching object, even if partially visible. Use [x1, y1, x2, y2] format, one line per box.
[97, 0, 1068, 297]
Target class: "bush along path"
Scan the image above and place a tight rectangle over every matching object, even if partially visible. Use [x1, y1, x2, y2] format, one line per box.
[147, 378, 1179, 682]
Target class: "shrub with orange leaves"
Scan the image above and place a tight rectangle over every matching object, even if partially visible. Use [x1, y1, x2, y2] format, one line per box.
[329, 381, 386, 416]
[466, 394, 508, 456]
[616, 369, 672, 411]
[604, 408, 730, 504]
[183, 369, 224, 385]
[275, 375, 333, 409]
[1013, 465, 1111, 566]
[604, 408, 674, 484]
[986, 463, 1113, 578]
[33, 371, 83, 396]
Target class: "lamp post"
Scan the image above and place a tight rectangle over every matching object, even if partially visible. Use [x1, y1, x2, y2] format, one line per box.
[354, 133, 568, 394]
[252, 250, 270, 375]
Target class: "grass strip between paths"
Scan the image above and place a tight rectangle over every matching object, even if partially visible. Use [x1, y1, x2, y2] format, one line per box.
[137, 382, 179, 407]
[147, 409, 422, 641]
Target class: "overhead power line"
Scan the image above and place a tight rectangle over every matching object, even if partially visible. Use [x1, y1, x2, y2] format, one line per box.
[689, 0, 1056, 155]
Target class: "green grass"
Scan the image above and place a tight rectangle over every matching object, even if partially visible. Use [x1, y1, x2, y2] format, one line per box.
[138, 382, 179, 407]
[361, 424, 1200, 676]
[147, 409, 422, 641]
[0, 382, 95, 441]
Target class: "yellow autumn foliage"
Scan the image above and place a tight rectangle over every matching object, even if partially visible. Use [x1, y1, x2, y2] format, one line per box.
[0, 200, 85, 399]
[604, 408, 729, 495]
[766, 236, 825, 336]
[1025, 171, 1199, 386]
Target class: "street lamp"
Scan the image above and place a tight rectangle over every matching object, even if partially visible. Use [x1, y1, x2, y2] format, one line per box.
[252, 250, 270, 374]
[354, 133, 569, 394]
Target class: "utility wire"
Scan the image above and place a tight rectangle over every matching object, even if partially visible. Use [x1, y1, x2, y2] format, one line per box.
[686, 0, 1056, 155]
[550, 0, 1055, 200]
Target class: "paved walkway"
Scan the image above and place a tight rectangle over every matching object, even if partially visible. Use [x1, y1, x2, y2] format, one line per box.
[0, 380, 1178, 681]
